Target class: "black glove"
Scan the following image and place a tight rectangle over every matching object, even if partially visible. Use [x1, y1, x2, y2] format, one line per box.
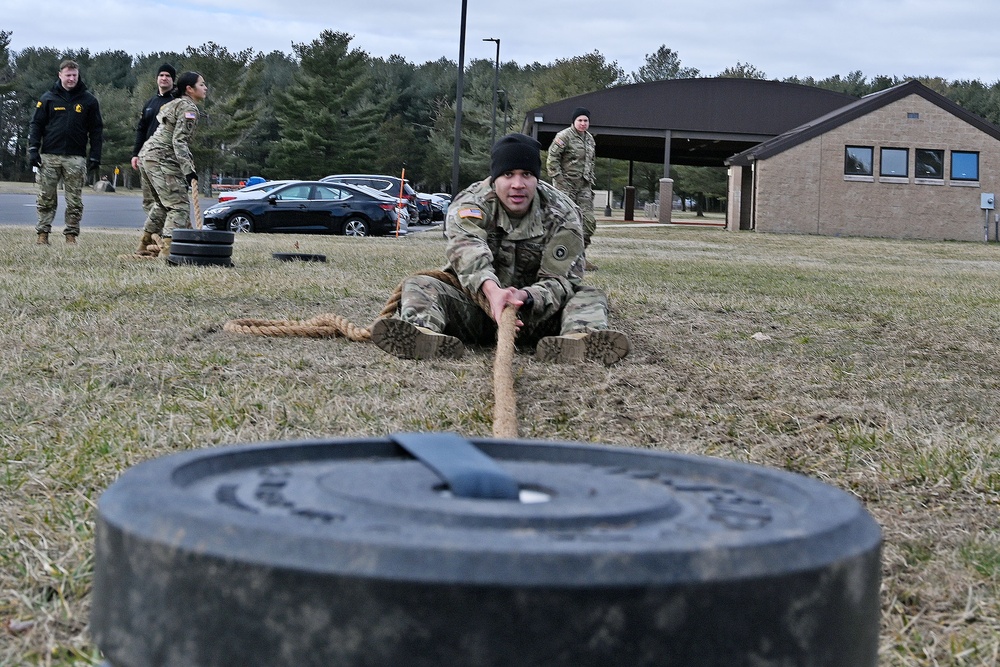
[28, 150, 41, 168]
[185, 172, 197, 187]
[87, 158, 100, 173]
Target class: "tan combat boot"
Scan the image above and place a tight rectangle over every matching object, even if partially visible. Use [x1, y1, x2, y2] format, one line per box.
[370, 318, 465, 360]
[36, 232, 49, 245]
[160, 237, 172, 261]
[535, 330, 631, 365]
[65, 235, 77, 245]
[136, 231, 155, 256]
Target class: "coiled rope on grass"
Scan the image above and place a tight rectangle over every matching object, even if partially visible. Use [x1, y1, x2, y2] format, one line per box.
[224, 269, 520, 438]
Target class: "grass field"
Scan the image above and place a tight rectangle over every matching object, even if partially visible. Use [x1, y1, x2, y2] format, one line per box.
[1, 222, 999, 665]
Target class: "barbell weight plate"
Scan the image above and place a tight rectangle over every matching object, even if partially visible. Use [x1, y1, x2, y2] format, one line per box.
[92, 435, 881, 667]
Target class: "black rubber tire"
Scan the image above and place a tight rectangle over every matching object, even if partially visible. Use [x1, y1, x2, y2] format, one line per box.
[92, 436, 881, 667]
[272, 253, 327, 262]
[342, 217, 369, 237]
[172, 229, 236, 245]
[227, 213, 254, 234]
[171, 242, 233, 258]
[166, 254, 234, 267]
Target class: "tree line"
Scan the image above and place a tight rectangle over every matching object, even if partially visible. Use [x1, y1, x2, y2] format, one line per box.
[2, 31, 999, 207]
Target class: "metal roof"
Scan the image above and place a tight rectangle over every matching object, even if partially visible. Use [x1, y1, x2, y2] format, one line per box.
[523, 78, 859, 167]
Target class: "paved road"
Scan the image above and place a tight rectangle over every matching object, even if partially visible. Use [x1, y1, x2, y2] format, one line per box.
[0, 192, 145, 230]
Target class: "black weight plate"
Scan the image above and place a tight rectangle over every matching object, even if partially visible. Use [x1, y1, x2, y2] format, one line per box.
[170, 242, 233, 258]
[272, 252, 327, 263]
[172, 229, 235, 245]
[91, 436, 881, 667]
[166, 254, 233, 267]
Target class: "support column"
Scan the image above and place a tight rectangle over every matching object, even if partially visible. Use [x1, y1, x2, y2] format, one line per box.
[624, 186, 636, 221]
[658, 178, 673, 224]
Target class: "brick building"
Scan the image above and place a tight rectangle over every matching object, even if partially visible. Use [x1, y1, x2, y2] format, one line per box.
[725, 80, 1000, 241]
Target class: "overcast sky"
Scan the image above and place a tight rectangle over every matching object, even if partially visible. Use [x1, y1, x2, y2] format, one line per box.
[6, 0, 1000, 84]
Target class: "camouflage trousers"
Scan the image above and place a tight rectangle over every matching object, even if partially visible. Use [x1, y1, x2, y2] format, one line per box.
[398, 274, 609, 347]
[554, 179, 596, 247]
[138, 153, 191, 237]
[35, 154, 86, 236]
[138, 165, 167, 234]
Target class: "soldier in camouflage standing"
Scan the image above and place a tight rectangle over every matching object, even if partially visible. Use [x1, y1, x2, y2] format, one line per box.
[546, 107, 597, 270]
[130, 63, 176, 255]
[28, 59, 103, 245]
[371, 133, 630, 365]
[136, 71, 208, 261]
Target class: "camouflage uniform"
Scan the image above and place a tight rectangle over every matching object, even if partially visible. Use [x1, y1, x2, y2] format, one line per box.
[132, 91, 173, 235]
[546, 126, 596, 246]
[35, 156, 87, 236]
[137, 96, 199, 237]
[398, 178, 611, 347]
[28, 80, 103, 237]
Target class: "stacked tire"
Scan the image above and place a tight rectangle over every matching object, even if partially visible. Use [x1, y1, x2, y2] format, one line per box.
[168, 229, 235, 267]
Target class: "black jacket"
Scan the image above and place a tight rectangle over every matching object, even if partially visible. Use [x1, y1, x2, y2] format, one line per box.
[132, 91, 173, 157]
[28, 80, 103, 161]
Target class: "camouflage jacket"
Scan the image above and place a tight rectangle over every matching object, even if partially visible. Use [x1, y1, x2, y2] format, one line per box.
[137, 96, 199, 175]
[444, 178, 585, 320]
[546, 126, 595, 189]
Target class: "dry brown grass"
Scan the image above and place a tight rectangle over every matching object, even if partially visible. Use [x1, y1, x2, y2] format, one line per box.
[1, 223, 999, 665]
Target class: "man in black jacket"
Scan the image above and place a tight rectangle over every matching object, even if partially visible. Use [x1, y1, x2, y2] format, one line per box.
[130, 63, 175, 253]
[28, 59, 103, 245]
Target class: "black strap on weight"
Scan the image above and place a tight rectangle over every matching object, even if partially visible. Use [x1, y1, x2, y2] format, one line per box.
[390, 432, 520, 500]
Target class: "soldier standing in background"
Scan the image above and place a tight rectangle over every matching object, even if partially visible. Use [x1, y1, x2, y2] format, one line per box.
[130, 63, 176, 256]
[28, 59, 103, 246]
[371, 133, 630, 365]
[136, 71, 207, 262]
[546, 107, 597, 269]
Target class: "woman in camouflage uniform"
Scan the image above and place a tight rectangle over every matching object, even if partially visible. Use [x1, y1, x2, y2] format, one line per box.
[135, 71, 208, 260]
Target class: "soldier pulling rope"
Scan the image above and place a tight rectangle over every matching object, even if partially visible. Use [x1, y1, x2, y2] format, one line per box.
[226, 133, 631, 436]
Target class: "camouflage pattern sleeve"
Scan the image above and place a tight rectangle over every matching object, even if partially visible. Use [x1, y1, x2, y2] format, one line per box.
[170, 98, 199, 176]
[527, 182, 585, 318]
[445, 179, 500, 295]
[584, 133, 596, 186]
[546, 130, 568, 182]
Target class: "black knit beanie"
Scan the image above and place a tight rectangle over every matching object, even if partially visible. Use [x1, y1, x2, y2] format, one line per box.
[490, 133, 542, 181]
[158, 63, 177, 80]
[572, 107, 591, 122]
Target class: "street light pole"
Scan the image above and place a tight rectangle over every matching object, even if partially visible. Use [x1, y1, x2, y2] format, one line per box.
[483, 38, 500, 148]
[449, 0, 469, 233]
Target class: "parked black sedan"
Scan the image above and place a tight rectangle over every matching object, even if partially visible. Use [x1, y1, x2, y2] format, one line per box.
[202, 181, 407, 237]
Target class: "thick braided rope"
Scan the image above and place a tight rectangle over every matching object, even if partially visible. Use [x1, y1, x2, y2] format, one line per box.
[223, 269, 459, 341]
[223, 269, 520, 437]
[492, 307, 519, 438]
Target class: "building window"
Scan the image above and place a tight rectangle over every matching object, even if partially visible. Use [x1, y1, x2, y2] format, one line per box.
[844, 146, 873, 176]
[880, 148, 909, 177]
[915, 149, 944, 179]
[951, 151, 979, 181]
